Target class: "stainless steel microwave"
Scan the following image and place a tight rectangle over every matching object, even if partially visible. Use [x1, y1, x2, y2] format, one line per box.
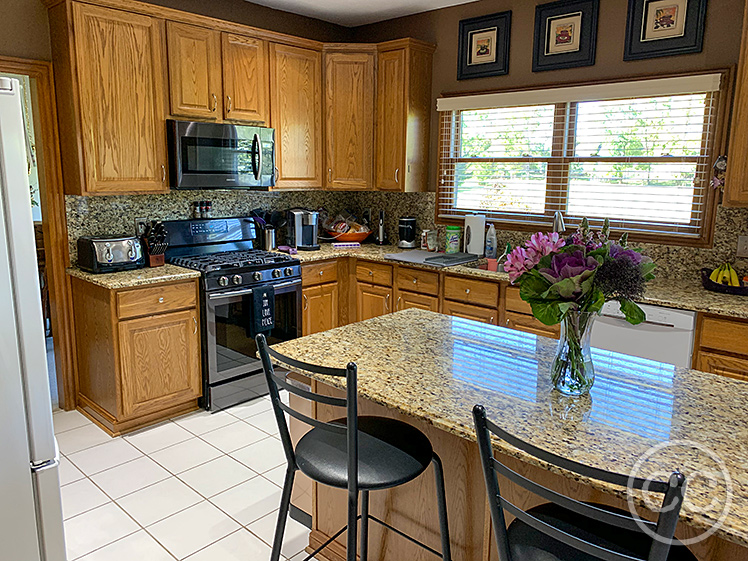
[167, 120, 275, 189]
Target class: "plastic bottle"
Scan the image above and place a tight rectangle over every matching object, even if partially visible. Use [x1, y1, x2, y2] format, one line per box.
[485, 224, 497, 259]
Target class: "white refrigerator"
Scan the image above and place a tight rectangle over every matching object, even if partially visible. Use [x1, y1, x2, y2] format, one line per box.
[0, 77, 66, 560]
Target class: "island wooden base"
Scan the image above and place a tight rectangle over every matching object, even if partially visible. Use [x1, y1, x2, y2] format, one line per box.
[295, 379, 746, 561]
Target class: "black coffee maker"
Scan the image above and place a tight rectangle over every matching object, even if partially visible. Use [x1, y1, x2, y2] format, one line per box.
[398, 217, 418, 248]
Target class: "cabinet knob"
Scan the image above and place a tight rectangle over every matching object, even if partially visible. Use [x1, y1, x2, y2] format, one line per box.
[506, 319, 510, 326]
[368, 270, 373, 276]
[465, 288, 471, 294]
[412, 278, 417, 284]
[490, 316, 495, 323]
[319, 270, 324, 276]
[158, 297, 164, 303]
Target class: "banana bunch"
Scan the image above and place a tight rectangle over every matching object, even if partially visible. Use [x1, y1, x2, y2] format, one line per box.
[709, 263, 742, 287]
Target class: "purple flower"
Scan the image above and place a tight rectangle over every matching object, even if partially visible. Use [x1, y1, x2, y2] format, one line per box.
[525, 232, 565, 258]
[539, 251, 599, 284]
[610, 244, 645, 265]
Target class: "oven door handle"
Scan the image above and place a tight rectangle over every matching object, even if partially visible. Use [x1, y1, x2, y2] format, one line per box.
[207, 279, 301, 300]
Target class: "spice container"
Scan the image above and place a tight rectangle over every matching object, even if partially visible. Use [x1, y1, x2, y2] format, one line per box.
[445, 225, 461, 254]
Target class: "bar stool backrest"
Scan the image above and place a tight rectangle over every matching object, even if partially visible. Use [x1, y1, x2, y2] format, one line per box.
[472, 404, 687, 561]
[256, 333, 359, 486]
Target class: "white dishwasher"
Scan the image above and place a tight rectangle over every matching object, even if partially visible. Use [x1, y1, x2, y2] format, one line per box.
[590, 301, 697, 368]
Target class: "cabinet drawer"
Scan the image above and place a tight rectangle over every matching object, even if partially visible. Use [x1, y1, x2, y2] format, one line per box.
[396, 267, 439, 296]
[117, 282, 196, 319]
[356, 261, 393, 286]
[698, 316, 748, 355]
[505, 286, 532, 315]
[695, 351, 748, 381]
[505, 311, 560, 340]
[444, 275, 499, 308]
[442, 300, 497, 325]
[302, 261, 338, 286]
[396, 290, 439, 312]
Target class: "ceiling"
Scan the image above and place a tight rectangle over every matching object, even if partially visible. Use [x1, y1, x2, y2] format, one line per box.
[247, 0, 479, 27]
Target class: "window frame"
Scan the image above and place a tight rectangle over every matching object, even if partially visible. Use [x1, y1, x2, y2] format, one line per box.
[435, 70, 732, 248]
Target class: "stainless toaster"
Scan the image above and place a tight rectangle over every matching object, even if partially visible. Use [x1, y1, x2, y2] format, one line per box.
[77, 235, 145, 273]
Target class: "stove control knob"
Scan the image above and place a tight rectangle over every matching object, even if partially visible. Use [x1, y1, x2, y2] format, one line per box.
[231, 274, 242, 285]
[284, 267, 294, 276]
[218, 276, 229, 287]
[272, 269, 282, 278]
[253, 272, 263, 282]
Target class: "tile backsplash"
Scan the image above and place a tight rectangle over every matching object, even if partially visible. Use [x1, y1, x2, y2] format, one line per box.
[66, 190, 748, 280]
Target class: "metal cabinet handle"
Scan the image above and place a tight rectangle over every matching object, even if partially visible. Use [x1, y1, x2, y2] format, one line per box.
[161, 165, 166, 183]
[303, 293, 309, 311]
[395, 168, 399, 183]
[465, 288, 471, 294]
[328, 168, 332, 183]
[226, 95, 232, 113]
[490, 316, 495, 323]
[506, 319, 510, 326]
[193, 316, 197, 334]
[158, 297, 164, 303]
[385, 293, 390, 311]
[396, 296, 401, 310]
[274, 166, 280, 182]
[211, 93, 217, 112]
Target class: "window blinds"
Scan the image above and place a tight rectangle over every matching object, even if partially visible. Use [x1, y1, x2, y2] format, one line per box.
[436, 73, 722, 241]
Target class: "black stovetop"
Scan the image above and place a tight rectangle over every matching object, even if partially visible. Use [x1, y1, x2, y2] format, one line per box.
[169, 249, 296, 273]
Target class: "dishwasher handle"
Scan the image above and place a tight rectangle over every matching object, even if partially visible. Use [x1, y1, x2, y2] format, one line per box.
[598, 313, 676, 329]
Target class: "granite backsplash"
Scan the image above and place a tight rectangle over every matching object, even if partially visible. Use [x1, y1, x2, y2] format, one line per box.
[66, 190, 748, 280]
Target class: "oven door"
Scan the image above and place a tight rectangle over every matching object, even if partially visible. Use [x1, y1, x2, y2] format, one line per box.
[168, 120, 275, 189]
[204, 278, 301, 385]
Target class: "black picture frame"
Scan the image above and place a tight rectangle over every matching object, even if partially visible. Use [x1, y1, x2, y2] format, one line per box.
[532, 0, 599, 73]
[623, 0, 707, 60]
[457, 11, 512, 80]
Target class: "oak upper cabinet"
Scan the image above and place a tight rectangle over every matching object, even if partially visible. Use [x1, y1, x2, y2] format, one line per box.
[166, 21, 222, 119]
[270, 43, 323, 188]
[357, 283, 393, 321]
[53, 2, 168, 195]
[222, 33, 270, 123]
[303, 284, 339, 335]
[725, 0, 748, 206]
[324, 49, 375, 190]
[375, 40, 434, 192]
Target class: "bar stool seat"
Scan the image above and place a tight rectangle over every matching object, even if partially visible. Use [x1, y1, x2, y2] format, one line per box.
[295, 416, 433, 490]
[507, 502, 697, 561]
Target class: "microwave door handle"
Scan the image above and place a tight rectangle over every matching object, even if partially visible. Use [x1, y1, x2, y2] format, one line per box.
[253, 133, 262, 181]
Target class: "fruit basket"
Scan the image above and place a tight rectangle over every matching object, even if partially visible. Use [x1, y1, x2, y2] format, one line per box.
[324, 230, 371, 243]
[700, 268, 748, 296]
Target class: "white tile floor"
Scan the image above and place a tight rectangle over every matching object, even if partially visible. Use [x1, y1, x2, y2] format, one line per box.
[54, 394, 316, 561]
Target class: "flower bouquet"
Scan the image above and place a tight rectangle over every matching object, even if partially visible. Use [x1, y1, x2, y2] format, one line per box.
[504, 219, 656, 396]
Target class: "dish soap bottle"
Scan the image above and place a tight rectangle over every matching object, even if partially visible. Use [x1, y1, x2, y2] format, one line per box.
[485, 224, 497, 259]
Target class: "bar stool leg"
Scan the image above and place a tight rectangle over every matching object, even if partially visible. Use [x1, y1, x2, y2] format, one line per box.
[271, 466, 296, 561]
[360, 490, 369, 561]
[347, 487, 358, 561]
[432, 454, 452, 561]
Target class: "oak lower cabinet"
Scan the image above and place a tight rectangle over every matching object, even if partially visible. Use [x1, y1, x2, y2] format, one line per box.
[693, 314, 748, 380]
[324, 49, 375, 190]
[397, 291, 438, 312]
[270, 43, 323, 188]
[70, 276, 201, 435]
[442, 300, 497, 325]
[357, 283, 393, 321]
[303, 284, 339, 335]
[50, 2, 169, 195]
[375, 40, 434, 192]
[504, 286, 560, 339]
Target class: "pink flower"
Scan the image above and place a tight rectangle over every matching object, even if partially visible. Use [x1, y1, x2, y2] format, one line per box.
[526, 232, 565, 258]
[505, 246, 537, 283]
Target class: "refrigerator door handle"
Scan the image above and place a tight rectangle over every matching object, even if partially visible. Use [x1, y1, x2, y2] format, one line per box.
[31, 439, 59, 472]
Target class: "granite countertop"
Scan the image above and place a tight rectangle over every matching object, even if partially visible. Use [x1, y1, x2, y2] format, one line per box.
[270, 308, 748, 547]
[67, 264, 200, 290]
[289, 244, 748, 320]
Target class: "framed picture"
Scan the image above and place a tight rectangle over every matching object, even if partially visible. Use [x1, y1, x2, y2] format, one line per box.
[624, 0, 707, 60]
[457, 11, 512, 80]
[532, 0, 599, 72]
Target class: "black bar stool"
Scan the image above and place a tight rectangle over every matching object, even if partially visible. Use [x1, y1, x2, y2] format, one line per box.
[473, 404, 697, 561]
[256, 333, 452, 561]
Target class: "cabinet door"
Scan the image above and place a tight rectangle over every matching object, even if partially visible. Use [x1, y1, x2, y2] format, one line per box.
[119, 309, 201, 418]
[325, 52, 375, 190]
[397, 291, 438, 312]
[270, 43, 323, 188]
[166, 21, 222, 119]
[357, 282, 392, 321]
[442, 300, 497, 325]
[222, 33, 269, 123]
[504, 311, 560, 340]
[695, 351, 748, 381]
[375, 49, 406, 191]
[72, 3, 167, 193]
[303, 283, 339, 335]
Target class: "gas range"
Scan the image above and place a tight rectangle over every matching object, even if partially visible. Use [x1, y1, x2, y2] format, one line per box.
[169, 249, 300, 292]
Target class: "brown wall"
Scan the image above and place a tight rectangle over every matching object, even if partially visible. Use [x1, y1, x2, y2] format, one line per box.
[1, 0, 350, 63]
[354, 0, 745, 190]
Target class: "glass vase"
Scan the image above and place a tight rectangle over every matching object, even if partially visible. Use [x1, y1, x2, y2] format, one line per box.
[551, 311, 596, 396]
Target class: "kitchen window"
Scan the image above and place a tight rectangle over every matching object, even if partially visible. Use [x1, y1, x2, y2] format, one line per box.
[436, 72, 727, 245]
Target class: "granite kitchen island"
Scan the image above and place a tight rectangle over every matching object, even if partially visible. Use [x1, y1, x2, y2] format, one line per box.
[271, 308, 748, 561]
